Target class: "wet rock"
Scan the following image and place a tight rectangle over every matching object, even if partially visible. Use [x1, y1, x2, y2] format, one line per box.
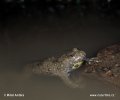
[84, 42, 120, 87]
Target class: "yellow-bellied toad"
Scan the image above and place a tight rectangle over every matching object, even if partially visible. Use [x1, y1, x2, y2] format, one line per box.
[26, 48, 86, 87]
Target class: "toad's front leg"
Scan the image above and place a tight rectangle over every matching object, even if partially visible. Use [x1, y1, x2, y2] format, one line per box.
[57, 72, 80, 88]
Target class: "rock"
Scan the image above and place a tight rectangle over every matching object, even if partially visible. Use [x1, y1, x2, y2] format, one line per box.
[84, 42, 120, 87]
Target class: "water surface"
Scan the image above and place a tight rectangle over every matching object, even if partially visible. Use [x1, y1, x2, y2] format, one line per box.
[0, 14, 120, 100]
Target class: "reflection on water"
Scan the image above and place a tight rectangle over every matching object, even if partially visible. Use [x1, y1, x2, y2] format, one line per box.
[0, 14, 120, 100]
[0, 70, 120, 100]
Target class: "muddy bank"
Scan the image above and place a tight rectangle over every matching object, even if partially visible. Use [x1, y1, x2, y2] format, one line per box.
[83, 42, 120, 87]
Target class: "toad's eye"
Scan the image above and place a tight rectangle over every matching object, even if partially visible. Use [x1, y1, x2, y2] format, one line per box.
[79, 51, 86, 56]
[72, 61, 83, 70]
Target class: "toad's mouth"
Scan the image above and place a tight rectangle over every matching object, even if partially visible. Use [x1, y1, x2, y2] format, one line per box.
[72, 57, 89, 70]
[72, 61, 84, 70]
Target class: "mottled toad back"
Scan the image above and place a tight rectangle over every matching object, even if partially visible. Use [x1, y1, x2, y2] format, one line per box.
[26, 48, 86, 87]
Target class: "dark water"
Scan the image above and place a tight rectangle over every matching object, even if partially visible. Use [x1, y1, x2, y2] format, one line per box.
[0, 14, 120, 100]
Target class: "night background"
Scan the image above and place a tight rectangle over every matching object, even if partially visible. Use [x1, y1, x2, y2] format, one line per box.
[0, 0, 120, 100]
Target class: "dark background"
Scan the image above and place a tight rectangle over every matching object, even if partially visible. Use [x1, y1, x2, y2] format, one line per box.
[0, 0, 120, 100]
